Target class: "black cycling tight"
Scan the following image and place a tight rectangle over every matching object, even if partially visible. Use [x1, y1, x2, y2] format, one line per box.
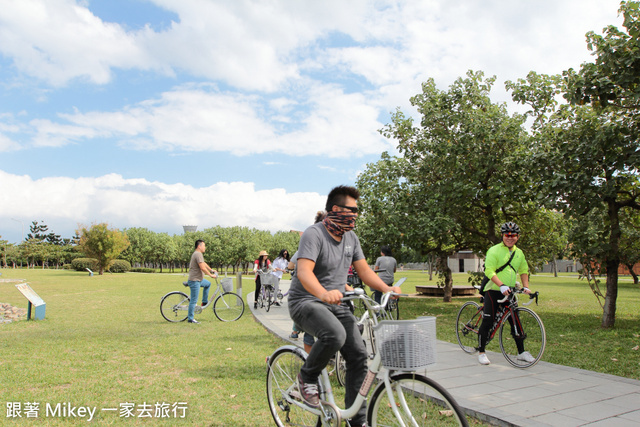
[478, 290, 524, 354]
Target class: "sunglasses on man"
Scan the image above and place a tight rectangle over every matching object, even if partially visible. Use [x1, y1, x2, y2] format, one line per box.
[503, 233, 519, 238]
[336, 205, 359, 214]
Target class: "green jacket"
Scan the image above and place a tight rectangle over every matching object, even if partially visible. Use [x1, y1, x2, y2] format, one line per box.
[483, 242, 528, 292]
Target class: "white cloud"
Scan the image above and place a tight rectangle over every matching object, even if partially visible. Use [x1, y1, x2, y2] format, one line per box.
[0, 170, 325, 243]
[22, 82, 392, 157]
[0, 0, 155, 86]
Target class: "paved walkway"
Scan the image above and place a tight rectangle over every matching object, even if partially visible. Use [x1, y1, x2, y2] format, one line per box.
[250, 280, 640, 426]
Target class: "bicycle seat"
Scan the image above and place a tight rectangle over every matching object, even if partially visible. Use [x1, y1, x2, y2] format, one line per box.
[183, 281, 189, 287]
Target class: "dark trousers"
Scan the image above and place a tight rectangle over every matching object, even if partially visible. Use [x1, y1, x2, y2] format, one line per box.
[289, 299, 367, 424]
[478, 290, 525, 353]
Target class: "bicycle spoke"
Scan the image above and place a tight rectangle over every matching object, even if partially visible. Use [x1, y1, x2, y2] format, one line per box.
[160, 292, 189, 322]
[267, 348, 320, 427]
[368, 374, 467, 426]
[455, 302, 481, 354]
[214, 292, 244, 321]
[499, 307, 546, 368]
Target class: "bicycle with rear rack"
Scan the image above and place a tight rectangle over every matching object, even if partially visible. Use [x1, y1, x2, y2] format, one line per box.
[455, 287, 545, 368]
[266, 289, 468, 427]
[160, 276, 245, 322]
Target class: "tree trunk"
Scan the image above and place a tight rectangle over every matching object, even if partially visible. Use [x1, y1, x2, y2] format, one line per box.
[626, 263, 639, 284]
[552, 257, 558, 277]
[442, 264, 453, 302]
[436, 255, 453, 302]
[602, 200, 620, 328]
[602, 258, 618, 328]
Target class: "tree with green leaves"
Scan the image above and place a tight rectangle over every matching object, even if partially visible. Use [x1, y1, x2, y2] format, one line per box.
[360, 71, 555, 300]
[618, 209, 640, 284]
[507, 1, 640, 328]
[77, 223, 130, 275]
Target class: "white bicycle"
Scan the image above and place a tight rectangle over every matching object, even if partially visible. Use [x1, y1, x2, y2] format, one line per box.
[266, 289, 468, 426]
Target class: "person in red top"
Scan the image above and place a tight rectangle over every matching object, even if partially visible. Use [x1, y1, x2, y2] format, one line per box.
[253, 250, 271, 308]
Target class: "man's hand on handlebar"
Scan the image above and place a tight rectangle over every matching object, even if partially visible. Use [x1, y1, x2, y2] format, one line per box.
[321, 289, 344, 305]
[388, 286, 402, 298]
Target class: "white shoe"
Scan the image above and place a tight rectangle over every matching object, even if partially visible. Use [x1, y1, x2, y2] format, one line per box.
[517, 351, 536, 363]
[478, 354, 490, 365]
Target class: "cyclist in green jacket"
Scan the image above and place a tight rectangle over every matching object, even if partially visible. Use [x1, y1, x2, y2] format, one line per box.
[478, 222, 535, 365]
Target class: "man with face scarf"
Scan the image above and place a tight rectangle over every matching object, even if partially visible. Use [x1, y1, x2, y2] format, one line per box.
[287, 185, 401, 427]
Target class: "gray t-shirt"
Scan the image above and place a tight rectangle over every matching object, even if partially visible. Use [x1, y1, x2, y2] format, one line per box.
[188, 250, 205, 282]
[288, 222, 365, 305]
[374, 256, 397, 285]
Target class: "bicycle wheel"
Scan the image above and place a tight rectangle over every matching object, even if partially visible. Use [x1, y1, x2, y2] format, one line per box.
[266, 347, 321, 427]
[499, 307, 546, 368]
[367, 373, 468, 427]
[334, 351, 347, 387]
[455, 301, 482, 354]
[258, 289, 265, 309]
[213, 292, 245, 322]
[386, 298, 400, 320]
[160, 291, 190, 322]
[265, 286, 274, 312]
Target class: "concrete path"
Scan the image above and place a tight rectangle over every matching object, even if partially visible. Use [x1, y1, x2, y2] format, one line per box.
[250, 280, 640, 426]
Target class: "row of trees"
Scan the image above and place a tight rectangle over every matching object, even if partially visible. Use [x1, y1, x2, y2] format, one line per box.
[119, 226, 300, 274]
[355, 1, 640, 328]
[1, 222, 301, 276]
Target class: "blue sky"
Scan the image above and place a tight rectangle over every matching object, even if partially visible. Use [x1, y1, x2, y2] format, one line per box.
[0, 0, 622, 243]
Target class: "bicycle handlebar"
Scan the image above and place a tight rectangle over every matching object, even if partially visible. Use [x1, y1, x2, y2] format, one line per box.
[497, 288, 539, 306]
[341, 290, 406, 313]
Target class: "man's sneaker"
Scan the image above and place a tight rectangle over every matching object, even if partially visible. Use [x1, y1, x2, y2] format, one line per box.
[517, 351, 536, 363]
[289, 332, 299, 339]
[297, 374, 319, 407]
[478, 353, 490, 365]
[187, 319, 200, 324]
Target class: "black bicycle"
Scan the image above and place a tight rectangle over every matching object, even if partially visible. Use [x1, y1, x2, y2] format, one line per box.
[455, 288, 545, 368]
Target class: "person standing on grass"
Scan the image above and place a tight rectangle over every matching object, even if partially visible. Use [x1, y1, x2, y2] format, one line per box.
[477, 222, 534, 365]
[373, 245, 397, 304]
[187, 239, 218, 324]
[288, 185, 401, 427]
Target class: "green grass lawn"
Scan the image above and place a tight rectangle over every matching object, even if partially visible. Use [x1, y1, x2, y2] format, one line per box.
[0, 268, 638, 426]
[395, 270, 640, 380]
[0, 269, 281, 425]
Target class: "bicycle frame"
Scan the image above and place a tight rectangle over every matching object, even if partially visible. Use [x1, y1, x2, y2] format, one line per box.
[466, 290, 538, 343]
[282, 291, 415, 425]
[188, 277, 224, 312]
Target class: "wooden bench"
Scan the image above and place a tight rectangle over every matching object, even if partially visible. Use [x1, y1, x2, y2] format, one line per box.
[415, 285, 477, 297]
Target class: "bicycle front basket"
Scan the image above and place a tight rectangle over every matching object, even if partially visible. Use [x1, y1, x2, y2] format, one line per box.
[221, 278, 233, 293]
[259, 273, 279, 287]
[374, 316, 437, 371]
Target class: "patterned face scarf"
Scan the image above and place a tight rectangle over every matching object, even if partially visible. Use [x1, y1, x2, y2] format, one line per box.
[323, 210, 357, 238]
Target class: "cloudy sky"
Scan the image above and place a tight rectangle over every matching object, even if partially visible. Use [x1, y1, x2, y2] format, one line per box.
[0, 0, 623, 243]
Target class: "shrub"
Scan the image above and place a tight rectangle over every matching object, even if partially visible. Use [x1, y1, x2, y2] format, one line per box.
[71, 258, 99, 272]
[130, 268, 156, 273]
[108, 260, 131, 273]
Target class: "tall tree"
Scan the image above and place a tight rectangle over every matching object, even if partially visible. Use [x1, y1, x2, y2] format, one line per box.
[77, 223, 130, 275]
[363, 71, 551, 300]
[507, 1, 640, 328]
